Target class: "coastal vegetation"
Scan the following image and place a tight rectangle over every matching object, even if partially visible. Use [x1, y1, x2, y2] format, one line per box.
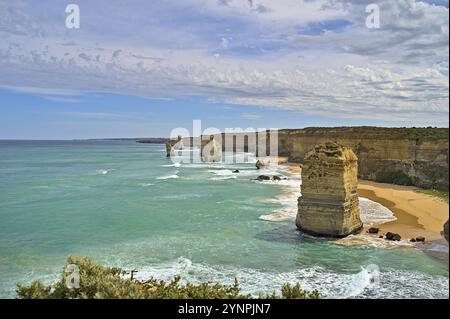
[16, 256, 319, 299]
[375, 170, 414, 186]
[415, 189, 449, 203]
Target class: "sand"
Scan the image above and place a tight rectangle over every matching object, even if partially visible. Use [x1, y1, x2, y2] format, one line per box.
[358, 180, 449, 241]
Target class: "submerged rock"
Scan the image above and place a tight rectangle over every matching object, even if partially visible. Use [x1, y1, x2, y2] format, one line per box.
[368, 227, 379, 234]
[256, 175, 271, 181]
[296, 142, 363, 238]
[385, 232, 401, 241]
[232, 170, 240, 173]
[273, 176, 282, 181]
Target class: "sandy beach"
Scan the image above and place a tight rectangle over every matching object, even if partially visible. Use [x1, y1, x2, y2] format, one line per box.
[358, 180, 449, 241]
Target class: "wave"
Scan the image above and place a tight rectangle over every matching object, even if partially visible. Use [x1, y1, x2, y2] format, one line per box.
[336, 233, 415, 249]
[132, 257, 449, 299]
[211, 176, 238, 181]
[139, 183, 154, 187]
[161, 163, 181, 167]
[359, 197, 397, 225]
[156, 174, 179, 180]
[96, 169, 115, 175]
[208, 169, 234, 176]
[260, 189, 300, 222]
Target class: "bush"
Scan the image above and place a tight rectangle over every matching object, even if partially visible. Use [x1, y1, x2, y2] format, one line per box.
[376, 170, 414, 186]
[16, 256, 319, 299]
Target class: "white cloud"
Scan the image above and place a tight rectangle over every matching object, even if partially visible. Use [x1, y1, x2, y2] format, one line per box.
[240, 113, 261, 120]
[0, 0, 448, 125]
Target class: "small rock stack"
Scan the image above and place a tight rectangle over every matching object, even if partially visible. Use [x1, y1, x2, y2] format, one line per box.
[296, 142, 363, 237]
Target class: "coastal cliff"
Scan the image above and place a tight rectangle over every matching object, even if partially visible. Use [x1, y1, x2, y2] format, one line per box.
[278, 127, 449, 189]
[296, 142, 363, 237]
[177, 127, 448, 189]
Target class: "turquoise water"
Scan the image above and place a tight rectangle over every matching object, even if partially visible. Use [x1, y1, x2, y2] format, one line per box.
[0, 140, 448, 298]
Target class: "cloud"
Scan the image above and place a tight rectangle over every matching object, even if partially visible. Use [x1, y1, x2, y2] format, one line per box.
[43, 96, 83, 103]
[58, 111, 153, 120]
[0, 0, 448, 125]
[240, 113, 261, 120]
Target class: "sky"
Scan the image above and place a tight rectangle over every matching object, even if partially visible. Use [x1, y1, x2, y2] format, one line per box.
[0, 0, 448, 139]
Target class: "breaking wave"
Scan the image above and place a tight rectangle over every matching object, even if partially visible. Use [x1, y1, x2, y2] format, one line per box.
[96, 169, 115, 175]
[133, 257, 449, 299]
[359, 197, 397, 225]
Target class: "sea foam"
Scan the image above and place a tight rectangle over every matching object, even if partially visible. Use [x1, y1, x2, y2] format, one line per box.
[132, 257, 449, 299]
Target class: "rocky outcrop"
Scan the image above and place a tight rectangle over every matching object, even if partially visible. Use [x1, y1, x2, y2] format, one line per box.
[165, 135, 184, 157]
[444, 220, 449, 242]
[385, 232, 401, 241]
[201, 135, 222, 162]
[296, 142, 363, 238]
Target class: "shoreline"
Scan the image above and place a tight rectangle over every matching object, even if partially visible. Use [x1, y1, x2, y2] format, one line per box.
[275, 162, 448, 244]
[358, 180, 449, 241]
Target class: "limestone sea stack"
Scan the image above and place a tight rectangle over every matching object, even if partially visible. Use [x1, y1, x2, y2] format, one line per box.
[296, 142, 363, 238]
[165, 135, 184, 158]
[201, 135, 222, 162]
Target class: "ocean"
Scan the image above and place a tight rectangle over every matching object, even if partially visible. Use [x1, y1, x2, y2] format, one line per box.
[0, 140, 448, 298]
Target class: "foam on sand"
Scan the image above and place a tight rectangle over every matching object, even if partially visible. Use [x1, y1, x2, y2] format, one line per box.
[359, 197, 397, 225]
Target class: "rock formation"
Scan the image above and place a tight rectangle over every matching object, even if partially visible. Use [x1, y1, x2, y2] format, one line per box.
[165, 135, 184, 158]
[277, 127, 449, 189]
[296, 142, 363, 238]
[444, 220, 449, 242]
[181, 127, 449, 189]
[201, 135, 222, 162]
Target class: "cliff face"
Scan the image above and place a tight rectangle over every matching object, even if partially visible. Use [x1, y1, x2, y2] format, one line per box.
[296, 142, 363, 237]
[444, 220, 449, 242]
[278, 127, 449, 189]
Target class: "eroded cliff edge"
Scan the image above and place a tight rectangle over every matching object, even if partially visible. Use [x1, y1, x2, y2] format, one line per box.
[278, 127, 449, 189]
[180, 127, 448, 189]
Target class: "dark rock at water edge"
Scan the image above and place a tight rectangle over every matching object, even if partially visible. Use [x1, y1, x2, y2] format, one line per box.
[368, 227, 379, 234]
[385, 232, 401, 241]
[410, 236, 425, 242]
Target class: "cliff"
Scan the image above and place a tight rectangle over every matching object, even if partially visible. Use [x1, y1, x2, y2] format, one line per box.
[178, 127, 448, 189]
[296, 142, 363, 237]
[277, 127, 449, 189]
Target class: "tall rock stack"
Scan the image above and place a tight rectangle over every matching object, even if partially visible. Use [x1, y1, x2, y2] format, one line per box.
[296, 142, 363, 237]
[201, 135, 222, 162]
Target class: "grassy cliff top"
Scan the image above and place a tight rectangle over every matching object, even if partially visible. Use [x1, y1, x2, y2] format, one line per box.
[279, 127, 449, 141]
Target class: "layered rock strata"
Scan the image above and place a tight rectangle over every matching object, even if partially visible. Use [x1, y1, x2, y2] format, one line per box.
[296, 142, 363, 237]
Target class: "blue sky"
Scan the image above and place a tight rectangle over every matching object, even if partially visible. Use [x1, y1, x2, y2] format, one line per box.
[0, 0, 448, 139]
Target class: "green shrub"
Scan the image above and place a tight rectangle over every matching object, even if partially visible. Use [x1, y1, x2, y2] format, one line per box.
[376, 170, 414, 186]
[415, 189, 449, 203]
[16, 256, 319, 299]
